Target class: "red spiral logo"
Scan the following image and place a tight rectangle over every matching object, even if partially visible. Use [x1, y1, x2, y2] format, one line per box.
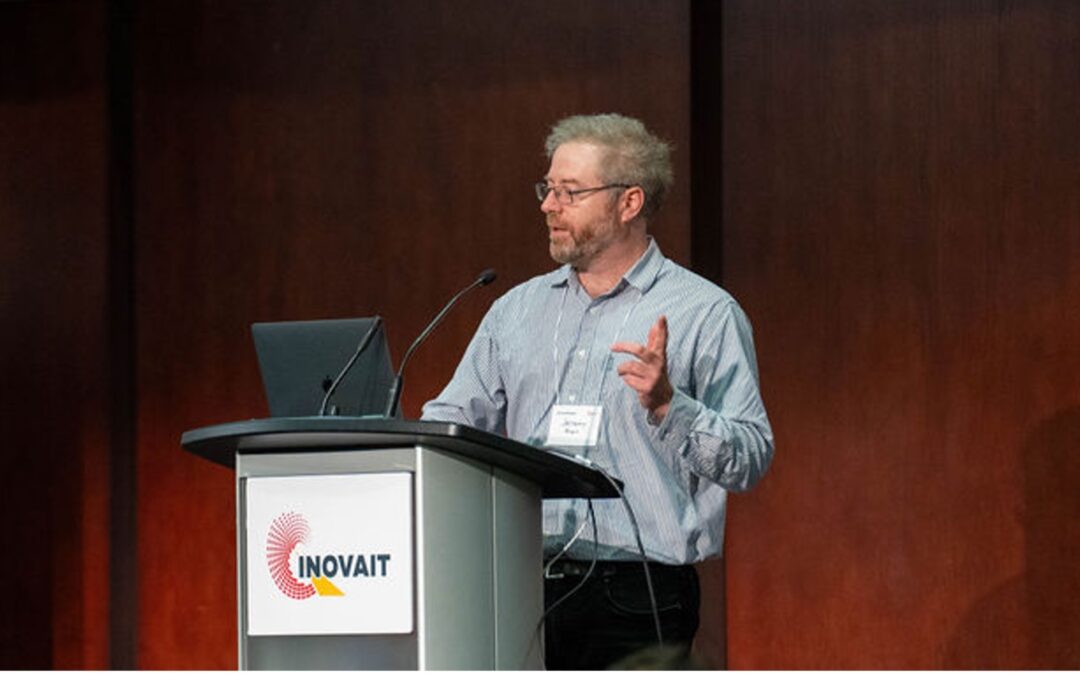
[266, 512, 316, 600]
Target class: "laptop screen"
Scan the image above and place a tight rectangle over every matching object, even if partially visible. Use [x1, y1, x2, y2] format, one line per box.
[252, 317, 395, 417]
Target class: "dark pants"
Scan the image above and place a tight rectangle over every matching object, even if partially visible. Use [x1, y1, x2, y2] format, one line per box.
[543, 559, 700, 670]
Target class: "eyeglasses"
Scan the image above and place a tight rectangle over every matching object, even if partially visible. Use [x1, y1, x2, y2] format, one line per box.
[534, 181, 631, 205]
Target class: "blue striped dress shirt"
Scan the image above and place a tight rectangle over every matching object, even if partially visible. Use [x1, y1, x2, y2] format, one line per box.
[422, 239, 773, 564]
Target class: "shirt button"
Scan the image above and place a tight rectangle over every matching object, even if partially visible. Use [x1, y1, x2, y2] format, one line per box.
[568, 394, 577, 402]
[577, 349, 587, 359]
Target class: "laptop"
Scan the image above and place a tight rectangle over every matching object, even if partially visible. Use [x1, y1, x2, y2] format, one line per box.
[252, 317, 395, 417]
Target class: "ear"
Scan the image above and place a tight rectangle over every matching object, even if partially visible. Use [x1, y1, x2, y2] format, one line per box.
[617, 185, 646, 224]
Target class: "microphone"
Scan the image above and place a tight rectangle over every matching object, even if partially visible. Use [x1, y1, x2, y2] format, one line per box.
[383, 269, 496, 418]
[318, 316, 383, 416]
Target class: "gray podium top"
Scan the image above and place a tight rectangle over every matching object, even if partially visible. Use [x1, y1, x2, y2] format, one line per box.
[181, 417, 619, 499]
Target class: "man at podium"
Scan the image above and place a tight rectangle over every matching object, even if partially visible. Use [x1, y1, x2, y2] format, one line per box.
[422, 113, 774, 669]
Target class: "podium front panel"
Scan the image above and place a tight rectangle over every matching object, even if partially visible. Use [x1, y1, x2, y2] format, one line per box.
[235, 444, 543, 670]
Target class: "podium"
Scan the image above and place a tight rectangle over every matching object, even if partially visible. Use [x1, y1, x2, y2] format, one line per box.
[181, 417, 616, 670]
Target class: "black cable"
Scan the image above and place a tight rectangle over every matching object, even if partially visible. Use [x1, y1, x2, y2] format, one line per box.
[317, 317, 382, 416]
[533, 458, 666, 661]
[592, 464, 664, 647]
[529, 499, 598, 669]
[528, 450, 665, 668]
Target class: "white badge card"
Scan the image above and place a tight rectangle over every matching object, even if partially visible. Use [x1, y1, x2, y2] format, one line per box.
[547, 404, 603, 447]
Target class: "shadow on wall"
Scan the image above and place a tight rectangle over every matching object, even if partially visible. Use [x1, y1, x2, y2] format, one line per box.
[945, 408, 1080, 668]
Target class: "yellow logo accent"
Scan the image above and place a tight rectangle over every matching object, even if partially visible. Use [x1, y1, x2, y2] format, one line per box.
[311, 576, 344, 596]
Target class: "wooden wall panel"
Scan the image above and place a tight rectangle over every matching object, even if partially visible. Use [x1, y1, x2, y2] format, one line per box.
[132, 1, 690, 667]
[720, 0, 1080, 668]
[0, 0, 111, 668]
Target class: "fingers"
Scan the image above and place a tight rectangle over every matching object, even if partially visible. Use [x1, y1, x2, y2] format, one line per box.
[610, 341, 648, 359]
[613, 316, 667, 364]
[646, 315, 667, 352]
[655, 315, 668, 353]
[615, 364, 652, 408]
[613, 315, 660, 365]
[612, 315, 673, 416]
[615, 349, 657, 398]
[616, 360, 648, 379]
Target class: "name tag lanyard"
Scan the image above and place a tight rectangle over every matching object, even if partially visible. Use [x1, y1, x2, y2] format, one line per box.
[542, 282, 642, 561]
[546, 282, 643, 452]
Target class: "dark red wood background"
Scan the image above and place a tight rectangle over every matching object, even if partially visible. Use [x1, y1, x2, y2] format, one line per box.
[719, 0, 1080, 668]
[3, 0, 1078, 669]
[0, 1, 111, 668]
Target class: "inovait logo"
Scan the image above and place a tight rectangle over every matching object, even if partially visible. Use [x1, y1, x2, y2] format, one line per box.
[266, 512, 393, 600]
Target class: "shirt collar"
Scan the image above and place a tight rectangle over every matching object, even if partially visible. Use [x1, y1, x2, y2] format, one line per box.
[549, 237, 665, 295]
[623, 237, 665, 293]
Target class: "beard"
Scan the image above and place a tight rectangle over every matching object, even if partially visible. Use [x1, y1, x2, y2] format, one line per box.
[549, 226, 596, 265]
[548, 212, 618, 267]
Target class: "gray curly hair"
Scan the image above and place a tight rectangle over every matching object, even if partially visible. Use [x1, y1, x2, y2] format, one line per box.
[544, 113, 674, 218]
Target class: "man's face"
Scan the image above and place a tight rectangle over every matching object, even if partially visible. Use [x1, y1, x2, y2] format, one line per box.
[541, 141, 622, 267]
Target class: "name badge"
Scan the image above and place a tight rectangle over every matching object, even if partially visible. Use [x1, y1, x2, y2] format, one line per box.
[547, 404, 603, 447]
